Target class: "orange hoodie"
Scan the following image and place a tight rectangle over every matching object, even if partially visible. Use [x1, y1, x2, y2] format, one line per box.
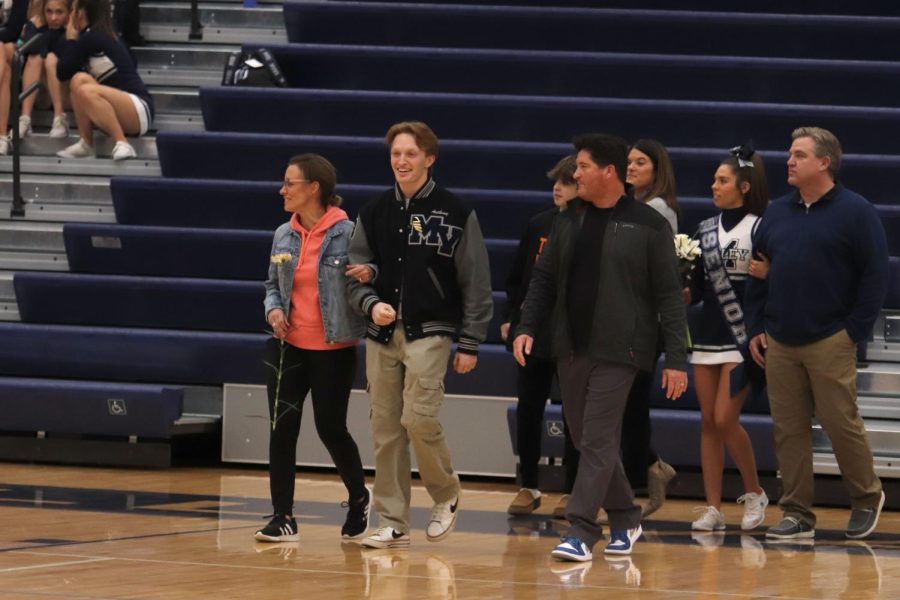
[285, 207, 356, 351]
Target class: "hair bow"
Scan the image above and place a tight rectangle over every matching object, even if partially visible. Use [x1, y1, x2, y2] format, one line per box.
[730, 141, 756, 168]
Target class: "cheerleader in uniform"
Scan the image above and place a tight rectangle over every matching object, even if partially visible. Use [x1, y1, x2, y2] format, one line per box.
[689, 144, 770, 533]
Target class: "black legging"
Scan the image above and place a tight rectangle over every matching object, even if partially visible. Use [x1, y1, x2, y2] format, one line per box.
[620, 363, 662, 491]
[516, 355, 580, 492]
[266, 339, 366, 514]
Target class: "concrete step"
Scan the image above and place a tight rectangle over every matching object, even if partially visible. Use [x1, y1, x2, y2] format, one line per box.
[11, 133, 157, 160]
[0, 249, 68, 271]
[0, 153, 160, 178]
[0, 222, 64, 252]
[0, 175, 115, 223]
[141, 3, 286, 44]
[134, 45, 233, 87]
[0, 271, 19, 321]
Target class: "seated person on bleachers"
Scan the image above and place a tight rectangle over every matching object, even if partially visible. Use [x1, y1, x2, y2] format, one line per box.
[502, 154, 580, 519]
[0, 0, 30, 154]
[53, 0, 153, 160]
[18, 0, 72, 141]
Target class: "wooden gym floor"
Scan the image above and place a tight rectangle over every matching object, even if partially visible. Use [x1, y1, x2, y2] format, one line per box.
[0, 463, 897, 599]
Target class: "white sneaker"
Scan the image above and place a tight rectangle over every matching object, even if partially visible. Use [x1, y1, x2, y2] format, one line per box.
[737, 490, 769, 531]
[49, 114, 69, 138]
[0, 137, 8, 156]
[426, 494, 459, 542]
[18, 115, 31, 138]
[361, 526, 410, 549]
[692, 506, 726, 531]
[57, 138, 95, 159]
[111, 141, 137, 161]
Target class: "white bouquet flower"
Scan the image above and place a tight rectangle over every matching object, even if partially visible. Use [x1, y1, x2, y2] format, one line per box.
[673, 234, 700, 286]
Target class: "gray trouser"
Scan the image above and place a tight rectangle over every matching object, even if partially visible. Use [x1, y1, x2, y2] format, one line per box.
[558, 355, 641, 548]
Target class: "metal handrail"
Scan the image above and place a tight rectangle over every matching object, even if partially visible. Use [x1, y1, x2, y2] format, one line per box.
[9, 33, 45, 218]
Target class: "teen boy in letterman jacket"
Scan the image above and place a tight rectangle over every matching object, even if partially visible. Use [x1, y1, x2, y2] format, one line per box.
[347, 121, 493, 549]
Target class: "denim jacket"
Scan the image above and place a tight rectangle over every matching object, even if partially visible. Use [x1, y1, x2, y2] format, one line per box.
[264, 219, 366, 344]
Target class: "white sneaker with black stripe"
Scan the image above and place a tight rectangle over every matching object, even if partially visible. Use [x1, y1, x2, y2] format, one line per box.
[254, 514, 299, 542]
[426, 494, 459, 542]
[361, 526, 410, 549]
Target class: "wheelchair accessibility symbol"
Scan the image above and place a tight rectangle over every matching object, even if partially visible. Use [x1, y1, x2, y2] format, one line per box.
[546, 420, 565, 437]
[108, 399, 127, 416]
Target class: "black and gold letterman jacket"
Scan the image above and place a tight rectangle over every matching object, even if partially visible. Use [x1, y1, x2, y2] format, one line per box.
[347, 178, 493, 355]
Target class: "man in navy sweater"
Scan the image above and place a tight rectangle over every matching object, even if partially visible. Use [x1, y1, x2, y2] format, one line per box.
[746, 127, 888, 541]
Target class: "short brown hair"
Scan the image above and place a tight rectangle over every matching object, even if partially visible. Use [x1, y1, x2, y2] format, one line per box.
[288, 153, 342, 208]
[546, 155, 576, 185]
[385, 121, 439, 158]
[792, 126, 842, 179]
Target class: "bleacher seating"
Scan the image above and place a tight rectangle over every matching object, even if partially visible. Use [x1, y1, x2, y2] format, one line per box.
[257, 42, 900, 106]
[283, 3, 900, 60]
[156, 131, 900, 205]
[200, 87, 900, 155]
[0, 378, 184, 438]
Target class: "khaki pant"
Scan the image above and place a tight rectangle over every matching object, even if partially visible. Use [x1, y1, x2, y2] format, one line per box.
[766, 329, 882, 526]
[366, 327, 460, 533]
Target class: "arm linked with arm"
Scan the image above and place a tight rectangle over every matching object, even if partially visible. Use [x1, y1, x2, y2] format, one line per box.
[346, 215, 381, 318]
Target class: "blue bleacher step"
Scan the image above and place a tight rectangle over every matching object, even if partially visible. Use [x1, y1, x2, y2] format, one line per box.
[283, 2, 900, 60]
[0, 377, 185, 439]
[134, 45, 236, 88]
[260, 42, 900, 106]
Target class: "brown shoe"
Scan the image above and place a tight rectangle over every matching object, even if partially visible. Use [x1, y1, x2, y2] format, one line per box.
[552, 494, 569, 519]
[643, 460, 677, 518]
[507, 488, 541, 515]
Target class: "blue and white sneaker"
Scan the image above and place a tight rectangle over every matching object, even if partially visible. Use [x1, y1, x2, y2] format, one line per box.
[605, 525, 643, 555]
[551, 536, 593, 562]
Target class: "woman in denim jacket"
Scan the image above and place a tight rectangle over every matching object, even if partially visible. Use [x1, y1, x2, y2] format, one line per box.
[256, 153, 370, 543]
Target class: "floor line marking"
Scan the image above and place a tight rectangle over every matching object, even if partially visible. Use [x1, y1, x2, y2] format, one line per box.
[0, 557, 112, 573]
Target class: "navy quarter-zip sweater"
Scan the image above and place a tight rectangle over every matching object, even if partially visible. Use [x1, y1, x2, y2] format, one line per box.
[744, 183, 888, 345]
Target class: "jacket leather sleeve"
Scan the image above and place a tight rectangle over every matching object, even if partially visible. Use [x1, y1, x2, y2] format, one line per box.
[454, 211, 493, 355]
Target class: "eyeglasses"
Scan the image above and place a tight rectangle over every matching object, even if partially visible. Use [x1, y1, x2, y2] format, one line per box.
[282, 179, 312, 188]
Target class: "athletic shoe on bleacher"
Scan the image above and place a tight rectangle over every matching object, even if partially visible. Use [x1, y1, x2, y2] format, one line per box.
[341, 487, 371, 540]
[111, 141, 137, 161]
[0, 137, 8, 155]
[57, 138, 96, 158]
[18, 115, 31, 138]
[254, 513, 299, 542]
[49, 115, 69, 139]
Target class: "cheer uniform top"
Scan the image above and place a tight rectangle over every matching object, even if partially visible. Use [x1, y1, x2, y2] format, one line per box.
[689, 207, 759, 365]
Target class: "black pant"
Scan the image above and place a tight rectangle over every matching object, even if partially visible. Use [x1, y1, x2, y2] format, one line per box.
[266, 339, 366, 514]
[620, 364, 661, 490]
[516, 355, 580, 492]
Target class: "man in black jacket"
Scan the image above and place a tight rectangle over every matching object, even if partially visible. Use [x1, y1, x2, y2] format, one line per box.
[514, 133, 688, 561]
[348, 121, 493, 549]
